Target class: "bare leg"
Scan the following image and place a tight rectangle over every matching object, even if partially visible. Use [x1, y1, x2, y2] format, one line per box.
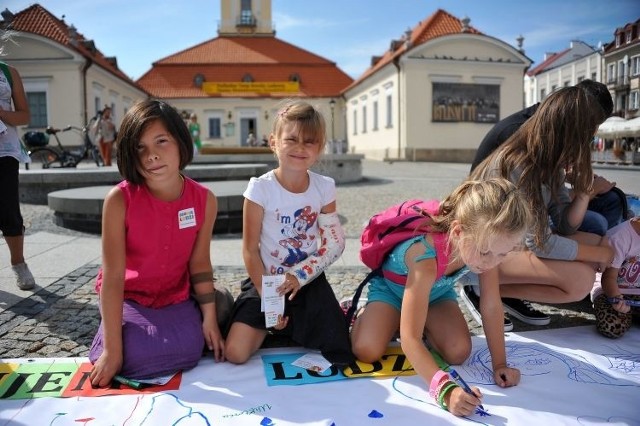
[224, 322, 268, 365]
[424, 300, 471, 365]
[498, 251, 595, 303]
[350, 301, 400, 363]
[4, 234, 25, 265]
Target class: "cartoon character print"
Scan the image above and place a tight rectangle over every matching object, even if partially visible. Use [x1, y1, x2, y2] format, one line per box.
[279, 206, 318, 267]
[618, 255, 640, 289]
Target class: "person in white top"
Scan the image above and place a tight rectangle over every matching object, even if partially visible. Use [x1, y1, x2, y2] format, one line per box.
[0, 59, 36, 291]
[225, 100, 353, 366]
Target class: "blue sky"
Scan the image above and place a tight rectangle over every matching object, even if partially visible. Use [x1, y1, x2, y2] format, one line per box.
[4, 1, 637, 80]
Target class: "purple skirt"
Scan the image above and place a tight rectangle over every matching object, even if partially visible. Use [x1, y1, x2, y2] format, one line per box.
[90, 298, 204, 379]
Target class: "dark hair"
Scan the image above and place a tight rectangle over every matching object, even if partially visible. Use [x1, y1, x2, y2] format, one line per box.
[116, 99, 193, 184]
[575, 79, 613, 120]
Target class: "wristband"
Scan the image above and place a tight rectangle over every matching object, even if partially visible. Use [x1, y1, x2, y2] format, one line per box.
[190, 271, 214, 285]
[193, 291, 216, 305]
[429, 370, 449, 399]
[437, 381, 459, 411]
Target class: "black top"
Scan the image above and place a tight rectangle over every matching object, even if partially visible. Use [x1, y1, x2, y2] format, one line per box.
[470, 103, 540, 172]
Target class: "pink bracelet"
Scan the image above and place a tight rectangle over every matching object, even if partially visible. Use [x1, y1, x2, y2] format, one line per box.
[429, 370, 449, 398]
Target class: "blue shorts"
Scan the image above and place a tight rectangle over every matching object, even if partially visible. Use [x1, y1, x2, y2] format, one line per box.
[367, 274, 459, 312]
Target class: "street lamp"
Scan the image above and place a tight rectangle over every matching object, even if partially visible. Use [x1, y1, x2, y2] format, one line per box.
[329, 99, 336, 142]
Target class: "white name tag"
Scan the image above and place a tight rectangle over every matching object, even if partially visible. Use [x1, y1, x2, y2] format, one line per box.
[178, 207, 197, 229]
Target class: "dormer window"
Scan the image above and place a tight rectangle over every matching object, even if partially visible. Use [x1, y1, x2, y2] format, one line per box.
[627, 31, 632, 43]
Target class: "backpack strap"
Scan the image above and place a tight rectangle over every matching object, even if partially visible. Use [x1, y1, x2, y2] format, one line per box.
[346, 232, 451, 326]
[345, 268, 381, 326]
[0, 61, 13, 89]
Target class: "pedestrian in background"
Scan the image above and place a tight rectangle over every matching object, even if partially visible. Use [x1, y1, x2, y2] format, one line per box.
[0, 58, 36, 291]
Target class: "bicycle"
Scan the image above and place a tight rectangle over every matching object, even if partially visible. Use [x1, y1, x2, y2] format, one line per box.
[23, 120, 104, 169]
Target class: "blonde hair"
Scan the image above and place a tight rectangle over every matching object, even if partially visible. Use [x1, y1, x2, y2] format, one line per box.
[272, 100, 327, 152]
[428, 178, 532, 257]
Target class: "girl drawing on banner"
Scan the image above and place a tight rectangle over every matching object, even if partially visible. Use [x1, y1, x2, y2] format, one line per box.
[278, 206, 318, 267]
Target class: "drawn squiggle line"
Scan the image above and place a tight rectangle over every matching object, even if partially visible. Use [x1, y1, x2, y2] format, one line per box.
[2, 399, 30, 426]
[122, 395, 142, 426]
[577, 415, 640, 425]
[465, 342, 640, 387]
[139, 392, 211, 426]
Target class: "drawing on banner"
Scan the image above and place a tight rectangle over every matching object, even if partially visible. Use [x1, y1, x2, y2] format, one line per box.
[464, 342, 640, 387]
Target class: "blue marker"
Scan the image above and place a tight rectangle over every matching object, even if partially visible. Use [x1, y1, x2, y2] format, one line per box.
[449, 368, 485, 411]
[607, 297, 640, 307]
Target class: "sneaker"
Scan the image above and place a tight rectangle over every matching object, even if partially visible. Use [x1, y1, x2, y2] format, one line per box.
[502, 298, 550, 326]
[12, 262, 36, 290]
[459, 286, 513, 332]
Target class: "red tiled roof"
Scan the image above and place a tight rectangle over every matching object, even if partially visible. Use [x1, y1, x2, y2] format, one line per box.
[526, 48, 570, 76]
[6, 4, 143, 89]
[344, 9, 483, 92]
[137, 36, 353, 98]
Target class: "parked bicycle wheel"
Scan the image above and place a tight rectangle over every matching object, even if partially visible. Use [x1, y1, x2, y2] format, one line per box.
[90, 145, 104, 167]
[29, 147, 63, 168]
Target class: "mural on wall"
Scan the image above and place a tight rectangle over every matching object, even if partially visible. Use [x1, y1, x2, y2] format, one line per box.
[432, 83, 500, 123]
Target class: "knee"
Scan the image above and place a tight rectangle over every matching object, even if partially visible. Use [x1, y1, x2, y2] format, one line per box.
[351, 338, 385, 364]
[437, 340, 471, 366]
[565, 265, 596, 301]
[224, 341, 252, 365]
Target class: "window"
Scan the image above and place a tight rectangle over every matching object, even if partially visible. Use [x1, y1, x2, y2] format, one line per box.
[208, 117, 221, 138]
[362, 106, 367, 133]
[352, 110, 357, 135]
[632, 56, 640, 76]
[540, 88, 546, 99]
[627, 31, 632, 43]
[577, 76, 585, 82]
[563, 80, 570, 87]
[385, 94, 392, 128]
[27, 92, 47, 128]
[591, 72, 597, 81]
[240, 0, 253, 25]
[607, 63, 616, 83]
[630, 91, 639, 110]
[372, 101, 379, 131]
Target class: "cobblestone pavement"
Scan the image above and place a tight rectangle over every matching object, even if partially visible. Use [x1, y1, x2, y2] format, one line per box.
[3, 159, 632, 359]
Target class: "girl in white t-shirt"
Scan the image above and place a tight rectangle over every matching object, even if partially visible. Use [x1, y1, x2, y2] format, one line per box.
[225, 100, 353, 366]
[592, 216, 640, 338]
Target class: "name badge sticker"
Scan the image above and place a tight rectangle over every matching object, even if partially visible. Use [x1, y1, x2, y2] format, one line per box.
[178, 207, 197, 229]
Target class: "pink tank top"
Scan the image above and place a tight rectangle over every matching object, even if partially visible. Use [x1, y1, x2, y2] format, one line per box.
[95, 177, 208, 308]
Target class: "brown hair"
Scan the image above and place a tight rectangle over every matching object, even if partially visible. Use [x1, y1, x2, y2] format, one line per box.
[272, 100, 327, 152]
[471, 86, 605, 248]
[116, 99, 193, 185]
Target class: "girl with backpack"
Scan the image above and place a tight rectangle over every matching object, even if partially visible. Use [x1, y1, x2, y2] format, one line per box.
[350, 178, 532, 417]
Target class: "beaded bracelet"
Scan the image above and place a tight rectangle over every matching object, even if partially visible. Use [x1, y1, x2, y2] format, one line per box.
[437, 381, 460, 411]
[429, 370, 449, 398]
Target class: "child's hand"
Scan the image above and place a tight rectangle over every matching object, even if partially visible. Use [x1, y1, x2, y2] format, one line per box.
[494, 366, 520, 387]
[272, 314, 289, 330]
[446, 386, 483, 417]
[202, 320, 225, 362]
[90, 351, 122, 388]
[610, 296, 631, 314]
[277, 273, 301, 300]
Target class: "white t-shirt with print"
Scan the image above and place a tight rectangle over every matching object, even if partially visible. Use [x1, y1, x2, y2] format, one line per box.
[243, 170, 336, 276]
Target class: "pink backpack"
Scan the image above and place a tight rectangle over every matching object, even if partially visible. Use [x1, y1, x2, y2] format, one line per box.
[345, 199, 447, 325]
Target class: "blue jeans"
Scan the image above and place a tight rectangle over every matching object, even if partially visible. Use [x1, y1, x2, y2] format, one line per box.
[577, 190, 624, 236]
